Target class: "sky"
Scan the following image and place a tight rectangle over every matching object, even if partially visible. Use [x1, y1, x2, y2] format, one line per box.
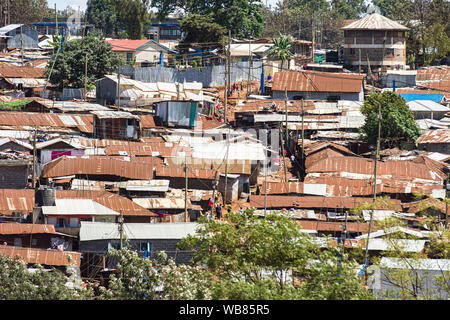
[47, 0, 280, 12]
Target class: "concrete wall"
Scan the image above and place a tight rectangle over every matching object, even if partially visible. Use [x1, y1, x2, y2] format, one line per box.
[0, 165, 29, 189]
[418, 142, 450, 154]
[272, 89, 363, 101]
[80, 239, 194, 265]
[343, 30, 407, 68]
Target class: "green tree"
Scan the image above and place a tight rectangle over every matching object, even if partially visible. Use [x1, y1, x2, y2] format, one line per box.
[373, 0, 450, 66]
[178, 13, 227, 46]
[0, 254, 93, 300]
[360, 91, 420, 146]
[152, 0, 265, 38]
[367, 217, 450, 299]
[8, 0, 51, 24]
[86, 0, 118, 37]
[45, 33, 123, 89]
[267, 33, 293, 71]
[178, 210, 374, 300]
[99, 248, 213, 300]
[112, 0, 152, 39]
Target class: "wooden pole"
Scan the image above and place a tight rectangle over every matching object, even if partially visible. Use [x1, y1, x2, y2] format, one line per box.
[119, 210, 123, 250]
[224, 31, 230, 123]
[32, 127, 37, 189]
[223, 129, 230, 206]
[185, 152, 188, 222]
[84, 54, 88, 101]
[363, 100, 382, 268]
[247, 35, 252, 98]
[117, 64, 121, 108]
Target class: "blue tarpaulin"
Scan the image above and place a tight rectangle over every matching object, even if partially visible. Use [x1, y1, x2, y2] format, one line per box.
[399, 94, 444, 102]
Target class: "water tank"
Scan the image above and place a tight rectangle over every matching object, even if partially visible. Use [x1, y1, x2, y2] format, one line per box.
[42, 188, 55, 206]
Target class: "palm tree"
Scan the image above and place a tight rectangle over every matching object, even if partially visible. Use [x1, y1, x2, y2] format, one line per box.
[267, 33, 293, 72]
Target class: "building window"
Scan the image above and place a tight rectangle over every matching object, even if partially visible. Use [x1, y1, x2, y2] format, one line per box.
[327, 95, 340, 101]
[108, 242, 121, 252]
[385, 48, 394, 57]
[139, 242, 151, 252]
[349, 48, 355, 56]
[126, 52, 133, 62]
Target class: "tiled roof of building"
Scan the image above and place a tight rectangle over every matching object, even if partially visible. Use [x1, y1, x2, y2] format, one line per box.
[341, 13, 409, 30]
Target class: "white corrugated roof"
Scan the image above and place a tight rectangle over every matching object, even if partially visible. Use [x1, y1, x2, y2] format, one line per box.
[380, 257, 450, 271]
[79, 221, 200, 241]
[407, 100, 450, 112]
[191, 141, 266, 161]
[356, 226, 424, 239]
[43, 199, 120, 216]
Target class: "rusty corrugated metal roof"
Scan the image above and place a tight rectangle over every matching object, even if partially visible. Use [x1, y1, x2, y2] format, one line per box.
[132, 197, 197, 210]
[0, 189, 35, 216]
[42, 155, 162, 180]
[272, 70, 364, 93]
[248, 195, 402, 210]
[156, 166, 217, 180]
[139, 115, 156, 128]
[416, 66, 450, 81]
[105, 142, 191, 158]
[0, 64, 45, 78]
[0, 112, 93, 133]
[417, 129, 450, 144]
[304, 175, 444, 197]
[305, 156, 444, 182]
[0, 244, 81, 267]
[0, 223, 57, 235]
[234, 99, 315, 113]
[296, 220, 376, 233]
[54, 190, 158, 217]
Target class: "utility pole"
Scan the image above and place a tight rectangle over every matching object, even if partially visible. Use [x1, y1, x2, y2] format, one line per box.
[184, 152, 188, 222]
[223, 129, 231, 206]
[211, 170, 218, 215]
[311, 14, 315, 62]
[282, 87, 288, 187]
[227, 29, 231, 98]
[246, 35, 252, 99]
[55, 4, 58, 36]
[358, 49, 361, 73]
[363, 100, 382, 270]
[446, 173, 449, 228]
[32, 127, 37, 189]
[224, 32, 229, 123]
[20, 25, 24, 66]
[264, 132, 268, 217]
[117, 64, 121, 109]
[84, 54, 88, 101]
[301, 99, 305, 158]
[118, 210, 123, 250]
[279, 125, 287, 186]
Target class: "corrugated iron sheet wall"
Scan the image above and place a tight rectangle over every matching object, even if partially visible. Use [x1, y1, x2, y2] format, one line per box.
[120, 61, 263, 87]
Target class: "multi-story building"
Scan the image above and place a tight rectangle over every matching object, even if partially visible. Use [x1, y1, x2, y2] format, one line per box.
[341, 13, 409, 71]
